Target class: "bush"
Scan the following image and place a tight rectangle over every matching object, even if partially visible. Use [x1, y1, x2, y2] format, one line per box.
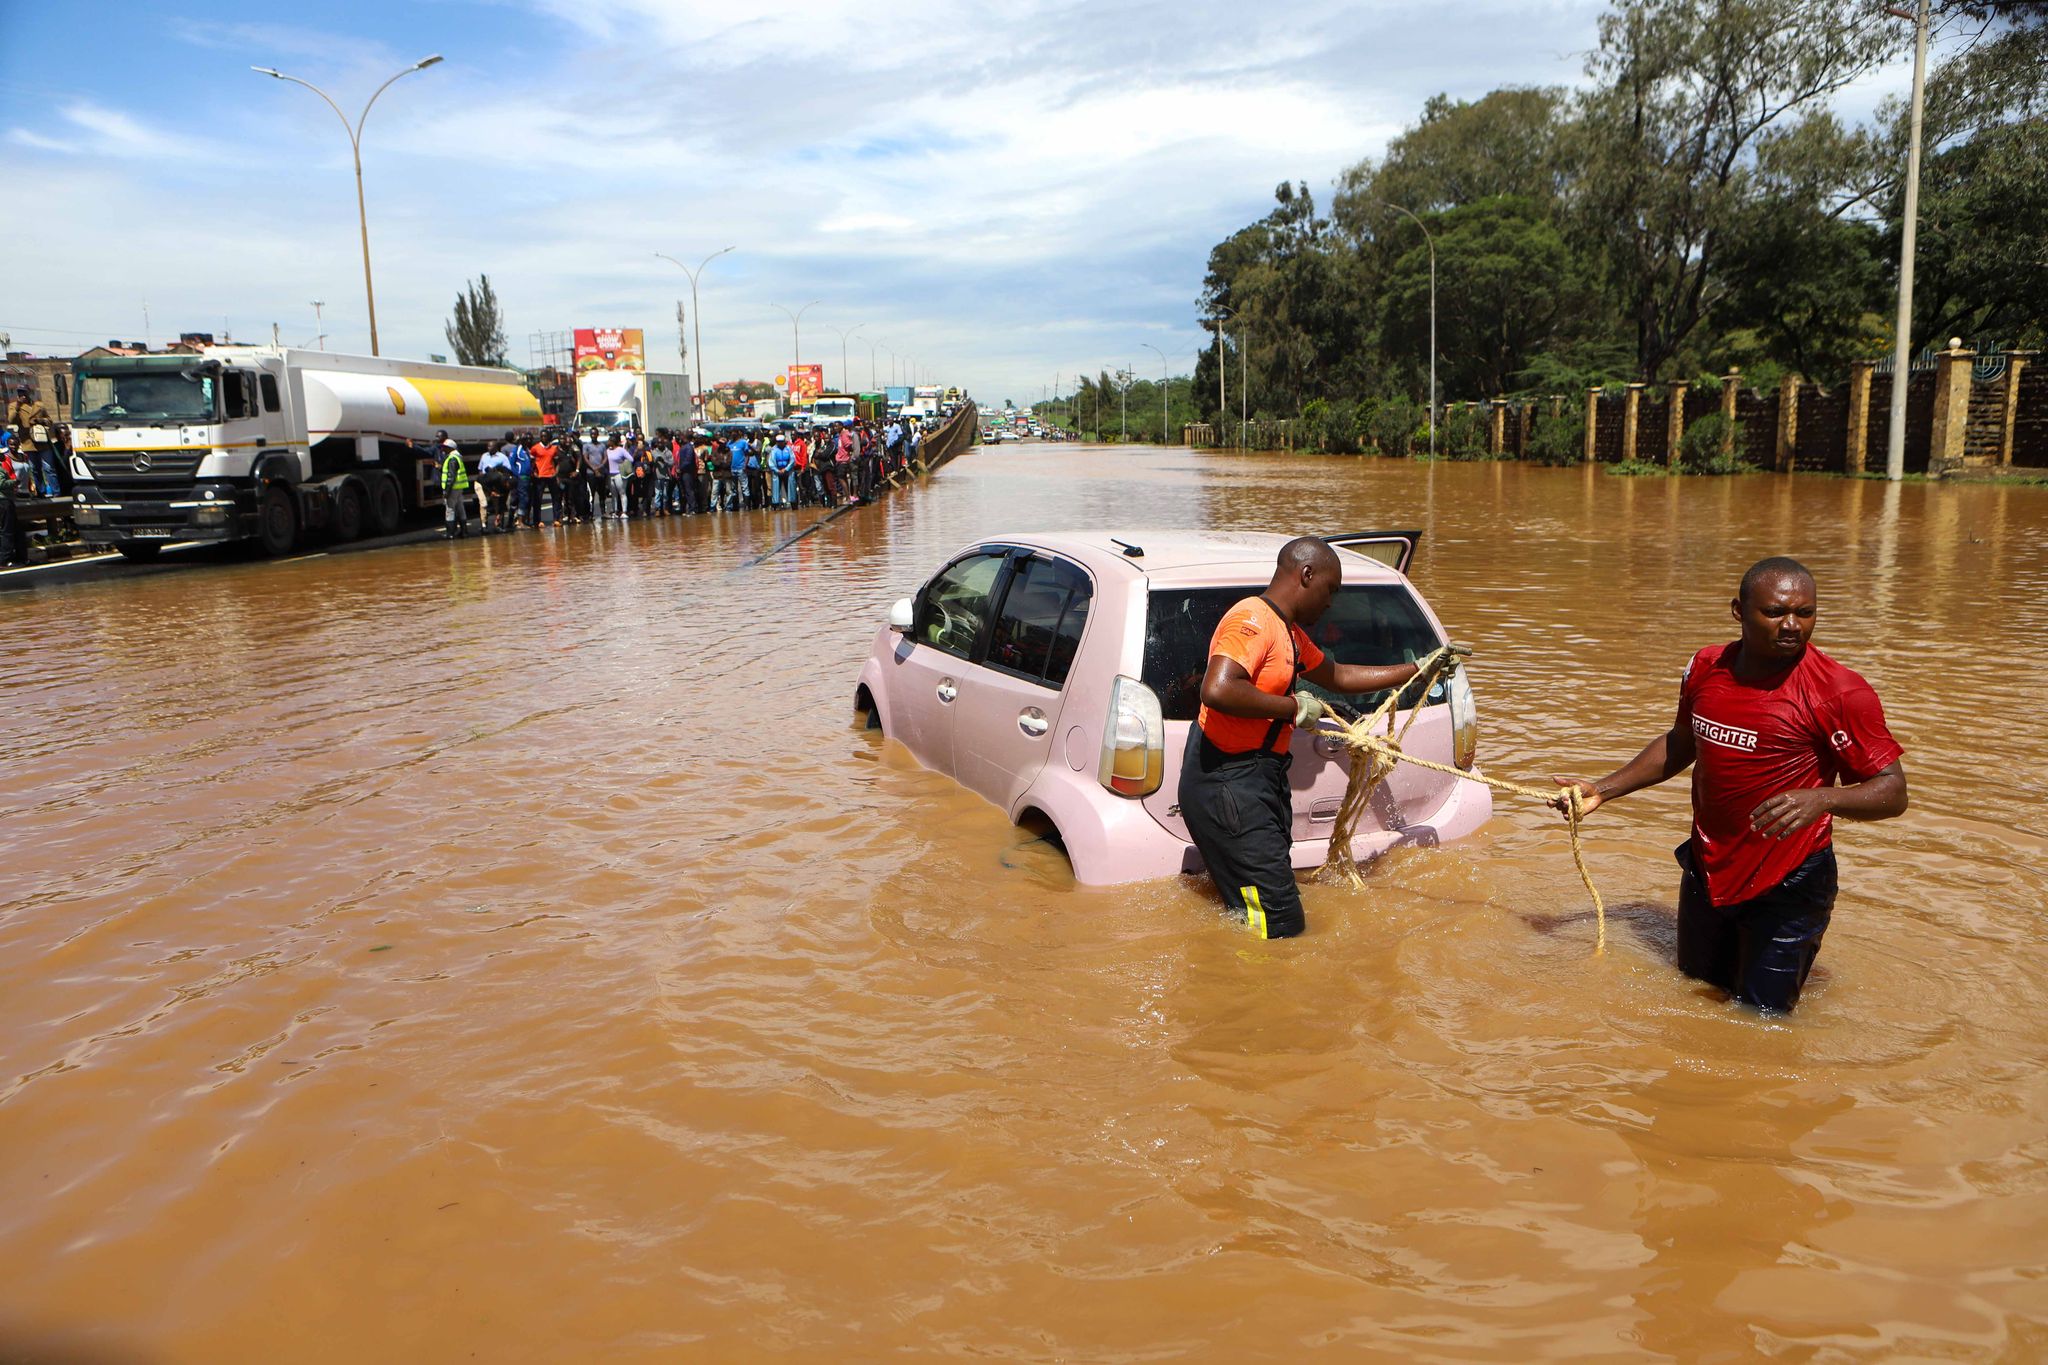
[1526, 400, 1585, 465]
[1680, 412, 1751, 475]
[1367, 397, 1424, 457]
[1437, 405, 1492, 460]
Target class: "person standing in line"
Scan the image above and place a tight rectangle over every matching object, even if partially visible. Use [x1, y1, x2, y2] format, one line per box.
[605, 434, 631, 518]
[529, 430, 558, 526]
[0, 435, 27, 567]
[1553, 557, 1908, 1014]
[834, 423, 855, 504]
[726, 430, 749, 510]
[476, 439, 513, 532]
[652, 432, 674, 516]
[769, 434, 795, 508]
[583, 430, 609, 521]
[504, 430, 533, 531]
[439, 438, 473, 539]
[791, 432, 813, 507]
[907, 418, 923, 472]
[6, 386, 58, 498]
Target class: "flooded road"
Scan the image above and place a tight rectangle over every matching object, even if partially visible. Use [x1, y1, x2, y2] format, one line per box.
[5, 446, 2047, 1361]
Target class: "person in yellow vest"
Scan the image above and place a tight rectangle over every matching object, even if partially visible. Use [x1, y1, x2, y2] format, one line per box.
[439, 437, 472, 539]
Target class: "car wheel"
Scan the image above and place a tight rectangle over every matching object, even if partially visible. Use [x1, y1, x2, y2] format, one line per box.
[332, 482, 366, 543]
[257, 483, 299, 556]
[368, 475, 403, 536]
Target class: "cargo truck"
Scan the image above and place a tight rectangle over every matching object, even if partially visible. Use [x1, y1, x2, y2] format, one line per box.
[570, 369, 691, 435]
[67, 346, 542, 559]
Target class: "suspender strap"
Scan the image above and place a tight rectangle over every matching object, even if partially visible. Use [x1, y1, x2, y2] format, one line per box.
[1255, 595, 1303, 754]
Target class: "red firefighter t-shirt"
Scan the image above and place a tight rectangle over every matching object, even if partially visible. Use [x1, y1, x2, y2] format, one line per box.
[1676, 642, 1902, 906]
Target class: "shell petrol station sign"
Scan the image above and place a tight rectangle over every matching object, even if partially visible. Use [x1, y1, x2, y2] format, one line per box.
[573, 327, 645, 373]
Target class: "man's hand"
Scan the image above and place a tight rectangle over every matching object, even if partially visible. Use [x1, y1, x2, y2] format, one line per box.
[1293, 691, 1328, 727]
[1750, 788, 1833, 839]
[1549, 778, 1604, 819]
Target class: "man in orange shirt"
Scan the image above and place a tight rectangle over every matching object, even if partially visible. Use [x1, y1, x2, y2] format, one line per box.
[528, 431, 558, 527]
[1180, 538, 1426, 939]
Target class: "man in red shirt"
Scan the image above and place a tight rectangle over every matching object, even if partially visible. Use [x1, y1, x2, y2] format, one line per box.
[1180, 538, 1428, 939]
[1555, 557, 1908, 1012]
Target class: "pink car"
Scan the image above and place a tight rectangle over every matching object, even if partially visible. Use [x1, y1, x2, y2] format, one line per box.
[855, 530, 1491, 884]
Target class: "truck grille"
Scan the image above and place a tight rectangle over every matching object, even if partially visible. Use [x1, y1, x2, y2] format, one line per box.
[81, 451, 205, 487]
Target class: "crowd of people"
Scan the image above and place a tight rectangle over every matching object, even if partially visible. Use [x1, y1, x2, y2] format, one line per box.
[437, 416, 936, 538]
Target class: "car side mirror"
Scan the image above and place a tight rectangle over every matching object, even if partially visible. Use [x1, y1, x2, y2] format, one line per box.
[888, 597, 914, 633]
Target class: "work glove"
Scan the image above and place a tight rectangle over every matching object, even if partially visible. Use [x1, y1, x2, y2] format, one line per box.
[1293, 691, 1328, 727]
[1437, 640, 1475, 680]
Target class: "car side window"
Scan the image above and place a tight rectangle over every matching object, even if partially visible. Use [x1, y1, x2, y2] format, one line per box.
[986, 555, 1092, 688]
[915, 552, 1006, 659]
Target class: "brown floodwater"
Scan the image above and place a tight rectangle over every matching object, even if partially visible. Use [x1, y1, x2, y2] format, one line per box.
[4, 446, 2047, 1362]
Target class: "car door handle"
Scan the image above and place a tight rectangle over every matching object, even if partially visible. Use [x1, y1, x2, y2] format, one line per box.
[1018, 707, 1048, 737]
[936, 679, 957, 704]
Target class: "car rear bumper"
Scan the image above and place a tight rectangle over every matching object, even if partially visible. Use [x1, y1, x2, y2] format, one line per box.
[1025, 761, 1494, 888]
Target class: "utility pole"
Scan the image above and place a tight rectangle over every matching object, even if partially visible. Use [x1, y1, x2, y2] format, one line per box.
[675, 298, 687, 379]
[1141, 343, 1170, 445]
[254, 55, 444, 356]
[311, 300, 326, 350]
[1238, 322, 1247, 450]
[1374, 201, 1437, 458]
[655, 247, 734, 418]
[1884, 0, 1931, 483]
[1212, 307, 1232, 436]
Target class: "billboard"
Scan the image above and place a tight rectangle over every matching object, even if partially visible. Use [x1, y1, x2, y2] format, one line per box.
[573, 327, 645, 373]
[786, 363, 824, 403]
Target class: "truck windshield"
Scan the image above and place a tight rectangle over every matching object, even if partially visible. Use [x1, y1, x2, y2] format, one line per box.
[573, 409, 635, 429]
[74, 366, 216, 423]
[1142, 584, 1444, 722]
[814, 401, 854, 419]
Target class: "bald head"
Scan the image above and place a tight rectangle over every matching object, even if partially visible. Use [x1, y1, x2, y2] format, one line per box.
[1278, 536, 1339, 577]
[1268, 536, 1343, 626]
[1739, 556, 1815, 605]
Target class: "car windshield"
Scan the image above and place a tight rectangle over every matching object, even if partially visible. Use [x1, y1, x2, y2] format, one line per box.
[74, 367, 216, 423]
[1142, 584, 1444, 722]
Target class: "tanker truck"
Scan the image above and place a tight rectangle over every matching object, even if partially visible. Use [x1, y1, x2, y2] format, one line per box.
[66, 347, 542, 559]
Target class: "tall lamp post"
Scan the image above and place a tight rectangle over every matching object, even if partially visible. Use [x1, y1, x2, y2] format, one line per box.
[656, 246, 734, 418]
[254, 55, 443, 357]
[1374, 200, 1437, 459]
[1141, 342, 1171, 445]
[826, 321, 865, 395]
[1884, 0, 1931, 483]
[772, 300, 821, 375]
[1210, 306, 1233, 440]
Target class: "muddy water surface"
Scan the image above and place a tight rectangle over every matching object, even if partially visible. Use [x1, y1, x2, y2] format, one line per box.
[4, 447, 2048, 1361]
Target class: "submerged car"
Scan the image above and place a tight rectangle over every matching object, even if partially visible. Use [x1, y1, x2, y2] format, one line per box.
[854, 530, 1490, 884]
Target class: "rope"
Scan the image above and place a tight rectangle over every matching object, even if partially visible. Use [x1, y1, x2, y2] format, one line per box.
[1315, 648, 1606, 954]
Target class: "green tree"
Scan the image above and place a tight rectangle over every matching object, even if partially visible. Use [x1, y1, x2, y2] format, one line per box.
[1573, 0, 1903, 380]
[1332, 87, 1573, 227]
[445, 275, 509, 369]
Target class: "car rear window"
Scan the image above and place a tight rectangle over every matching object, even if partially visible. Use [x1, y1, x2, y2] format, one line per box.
[1142, 585, 1443, 722]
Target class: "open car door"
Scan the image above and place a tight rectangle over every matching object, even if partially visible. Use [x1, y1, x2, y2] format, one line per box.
[1322, 529, 1421, 575]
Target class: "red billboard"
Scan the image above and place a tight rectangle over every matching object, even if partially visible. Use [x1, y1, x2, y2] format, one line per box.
[787, 363, 824, 403]
[573, 327, 645, 373]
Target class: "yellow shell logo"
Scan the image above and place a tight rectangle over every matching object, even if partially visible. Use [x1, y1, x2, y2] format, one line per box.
[387, 386, 407, 415]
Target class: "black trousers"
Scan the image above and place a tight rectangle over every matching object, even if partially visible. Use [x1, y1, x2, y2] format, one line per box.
[0, 497, 23, 565]
[1177, 727, 1304, 939]
[1677, 842, 1837, 1013]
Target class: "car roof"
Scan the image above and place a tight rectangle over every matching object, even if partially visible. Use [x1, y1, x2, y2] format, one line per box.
[978, 530, 1408, 584]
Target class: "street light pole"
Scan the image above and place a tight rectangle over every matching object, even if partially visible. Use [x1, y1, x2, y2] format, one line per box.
[1375, 200, 1437, 459]
[254, 55, 443, 357]
[826, 322, 865, 395]
[1885, 0, 1931, 483]
[656, 246, 735, 419]
[1141, 342, 1170, 445]
[772, 300, 821, 374]
[1211, 307, 1233, 439]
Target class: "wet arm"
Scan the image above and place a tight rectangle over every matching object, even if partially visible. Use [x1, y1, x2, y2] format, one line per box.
[1301, 656, 1422, 697]
[1554, 724, 1696, 816]
[1752, 761, 1908, 838]
[1199, 656, 1294, 723]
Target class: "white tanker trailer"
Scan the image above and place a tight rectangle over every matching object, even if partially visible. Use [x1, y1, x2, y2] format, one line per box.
[66, 347, 543, 559]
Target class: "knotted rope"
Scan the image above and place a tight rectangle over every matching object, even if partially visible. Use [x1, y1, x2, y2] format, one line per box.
[1315, 648, 1606, 954]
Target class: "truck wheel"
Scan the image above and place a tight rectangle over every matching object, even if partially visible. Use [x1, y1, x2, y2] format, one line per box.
[332, 482, 366, 543]
[115, 543, 161, 562]
[257, 483, 299, 556]
[368, 475, 402, 536]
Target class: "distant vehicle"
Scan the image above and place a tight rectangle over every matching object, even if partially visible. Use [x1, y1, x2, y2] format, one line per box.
[753, 397, 783, 421]
[811, 394, 858, 426]
[854, 530, 1485, 884]
[68, 346, 541, 559]
[572, 369, 691, 435]
[885, 386, 912, 415]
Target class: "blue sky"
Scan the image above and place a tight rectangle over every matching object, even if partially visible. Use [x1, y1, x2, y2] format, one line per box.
[0, 0, 1928, 406]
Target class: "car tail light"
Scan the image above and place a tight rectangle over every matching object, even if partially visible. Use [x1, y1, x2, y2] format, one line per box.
[1448, 666, 1478, 769]
[1098, 675, 1163, 797]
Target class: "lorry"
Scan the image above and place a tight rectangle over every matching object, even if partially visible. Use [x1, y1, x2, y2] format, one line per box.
[811, 394, 858, 426]
[905, 385, 943, 420]
[570, 369, 691, 435]
[884, 386, 912, 415]
[753, 397, 782, 421]
[67, 346, 542, 560]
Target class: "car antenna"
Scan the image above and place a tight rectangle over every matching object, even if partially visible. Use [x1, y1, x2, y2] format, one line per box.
[1108, 537, 1144, 558]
